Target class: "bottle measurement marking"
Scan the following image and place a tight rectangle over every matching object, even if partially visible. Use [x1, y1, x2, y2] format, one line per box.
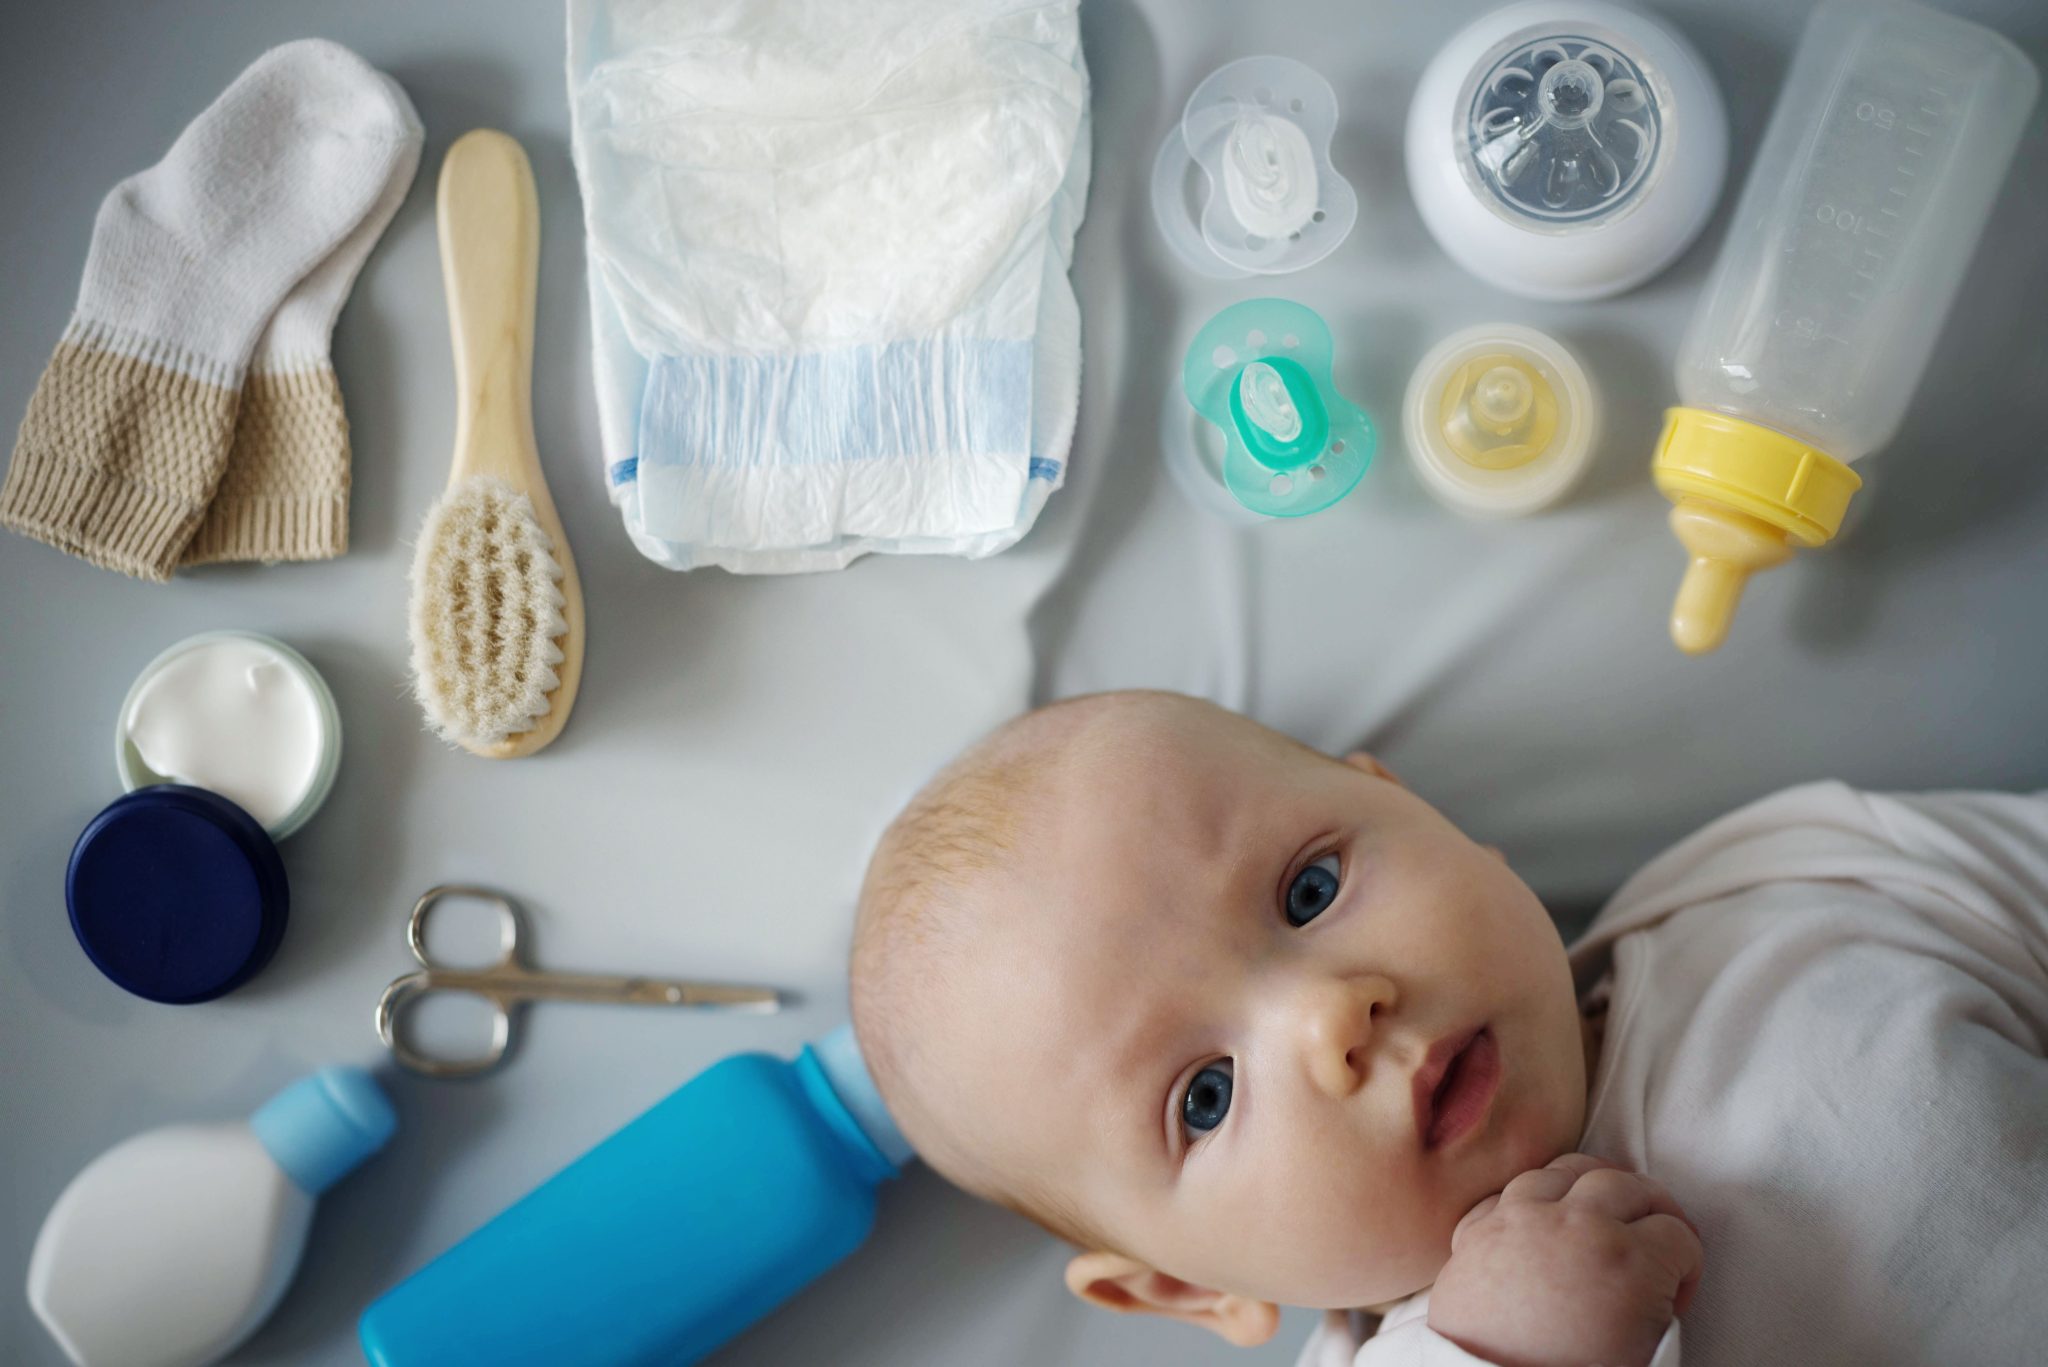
[1781, 72, 1963, 358]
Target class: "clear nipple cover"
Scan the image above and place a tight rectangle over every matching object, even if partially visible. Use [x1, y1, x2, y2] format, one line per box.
[1466, 31, 1662, 224]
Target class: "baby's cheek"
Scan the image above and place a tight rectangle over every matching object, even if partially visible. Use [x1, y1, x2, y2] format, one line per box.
[1255, 1153, 1455, 1308]
[1461, 876, 1566, 991]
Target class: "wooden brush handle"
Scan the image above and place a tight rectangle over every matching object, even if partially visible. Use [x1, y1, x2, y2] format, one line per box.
[438, 129, 541, 491]
[433, 129, 586, 760]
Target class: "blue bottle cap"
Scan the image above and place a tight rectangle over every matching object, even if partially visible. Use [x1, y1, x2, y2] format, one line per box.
[813, 1023, 915, 1170]
[65, 785, 289, 1004]
[252, 1066, 398, 1194]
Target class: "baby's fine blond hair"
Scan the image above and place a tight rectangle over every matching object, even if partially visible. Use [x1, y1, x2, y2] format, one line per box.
[849, 692, 1216, 1251]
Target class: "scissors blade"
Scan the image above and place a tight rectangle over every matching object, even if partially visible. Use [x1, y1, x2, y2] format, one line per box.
[666, 982, 782, 1012]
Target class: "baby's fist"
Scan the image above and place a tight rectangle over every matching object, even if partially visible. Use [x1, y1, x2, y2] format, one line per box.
[1427, 1153, 1701, 1367]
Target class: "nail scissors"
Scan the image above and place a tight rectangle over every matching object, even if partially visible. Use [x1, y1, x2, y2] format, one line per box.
[375, 885, 782, 1078]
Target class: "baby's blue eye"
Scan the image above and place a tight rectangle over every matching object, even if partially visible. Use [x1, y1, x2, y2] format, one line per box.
[1286, 854, 1342, 926]
[1181, 1062, 1233, 1139]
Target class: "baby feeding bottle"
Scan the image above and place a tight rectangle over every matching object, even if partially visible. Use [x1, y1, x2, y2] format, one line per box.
[27, 1067, 397, 1367]
[1653, 0, 2037, 653]
[358, 1025, 911, 1367]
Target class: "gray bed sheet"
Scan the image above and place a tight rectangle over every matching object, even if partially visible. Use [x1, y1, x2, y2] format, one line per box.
[2, 2, 2044, 1366]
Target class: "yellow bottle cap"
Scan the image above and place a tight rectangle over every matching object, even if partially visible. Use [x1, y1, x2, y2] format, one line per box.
[1651, 408, 1862, 654]
[1404, 323, 1596, 517]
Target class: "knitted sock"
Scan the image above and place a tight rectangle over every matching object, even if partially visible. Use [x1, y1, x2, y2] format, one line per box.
[183, 72, 422, 567]
[0, 41, 417, 581]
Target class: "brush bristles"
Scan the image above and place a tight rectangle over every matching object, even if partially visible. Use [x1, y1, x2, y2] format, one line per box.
[408, 475, 568, 748]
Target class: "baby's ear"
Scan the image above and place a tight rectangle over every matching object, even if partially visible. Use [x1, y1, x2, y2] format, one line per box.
[1341, 752, 1402, 787]
[1064, 1250, 1280, 1347]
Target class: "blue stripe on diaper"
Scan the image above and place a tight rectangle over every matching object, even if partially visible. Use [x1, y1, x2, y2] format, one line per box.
[638, 339, 1035, 471]
[614, 453, 1052, 488]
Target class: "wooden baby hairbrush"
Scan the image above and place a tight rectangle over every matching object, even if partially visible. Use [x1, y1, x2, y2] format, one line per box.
[407, 129, 585, 759]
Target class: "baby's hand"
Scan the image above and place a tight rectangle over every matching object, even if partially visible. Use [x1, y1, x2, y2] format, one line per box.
[1427, 1153, 1702, 1367]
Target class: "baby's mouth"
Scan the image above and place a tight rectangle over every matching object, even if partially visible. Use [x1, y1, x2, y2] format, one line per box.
[1413, 1026, 1502, 1150]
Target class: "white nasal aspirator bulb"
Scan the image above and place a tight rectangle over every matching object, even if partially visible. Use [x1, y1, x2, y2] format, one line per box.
[27, 1067, 397, 1367]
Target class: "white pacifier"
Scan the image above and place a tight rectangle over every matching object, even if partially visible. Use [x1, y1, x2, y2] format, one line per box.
[1406, 0, 1727, 300]
[1151, 56, 1358, 278]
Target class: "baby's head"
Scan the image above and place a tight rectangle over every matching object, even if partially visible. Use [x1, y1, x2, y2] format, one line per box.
[851, 692, 1587, 1345]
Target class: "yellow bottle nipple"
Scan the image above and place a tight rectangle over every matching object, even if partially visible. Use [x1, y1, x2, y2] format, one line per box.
[1666, 499, 1793, 655]
[1651, 407, 1864, 655]
[1438, 355, 1558, 472]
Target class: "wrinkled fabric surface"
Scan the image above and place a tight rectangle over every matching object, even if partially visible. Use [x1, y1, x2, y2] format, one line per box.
[567, 0, 1090, 572]
[1293, 1298, 1680, 1366]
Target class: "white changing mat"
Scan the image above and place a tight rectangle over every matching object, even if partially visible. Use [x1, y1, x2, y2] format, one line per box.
[567, 0, 1091, 573]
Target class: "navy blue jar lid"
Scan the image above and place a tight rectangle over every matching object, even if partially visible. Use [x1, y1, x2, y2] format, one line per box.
[66, 785, 290, 1004]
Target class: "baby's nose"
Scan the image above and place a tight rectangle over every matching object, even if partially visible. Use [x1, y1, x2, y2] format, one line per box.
[1296, 973, 1398, 1098]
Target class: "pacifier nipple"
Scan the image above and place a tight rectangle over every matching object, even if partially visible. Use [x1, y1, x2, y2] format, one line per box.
[1223, 111, 1319, 238]
[1238, 361, 1304, 442]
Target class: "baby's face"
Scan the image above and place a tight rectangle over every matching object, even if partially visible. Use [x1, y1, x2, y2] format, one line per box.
[926, 711, 1587, 1310]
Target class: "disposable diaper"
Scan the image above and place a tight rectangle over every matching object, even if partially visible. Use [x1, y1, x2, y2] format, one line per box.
[567, 0, 1091, 572]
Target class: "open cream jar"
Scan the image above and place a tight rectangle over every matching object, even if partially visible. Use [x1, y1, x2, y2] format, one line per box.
[115, 631, 341, 839]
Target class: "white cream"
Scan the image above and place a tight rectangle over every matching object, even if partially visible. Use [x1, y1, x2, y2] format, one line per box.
[126, 637, 323, 830]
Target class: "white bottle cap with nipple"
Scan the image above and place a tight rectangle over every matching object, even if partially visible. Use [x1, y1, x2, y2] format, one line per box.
[1406, 0, 1727, 300]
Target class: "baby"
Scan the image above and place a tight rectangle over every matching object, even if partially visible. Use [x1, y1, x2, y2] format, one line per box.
[850, 691, 2048, 1367]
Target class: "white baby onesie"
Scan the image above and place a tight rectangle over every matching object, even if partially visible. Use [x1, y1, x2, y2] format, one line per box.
[1299, 782, 2048, 1367]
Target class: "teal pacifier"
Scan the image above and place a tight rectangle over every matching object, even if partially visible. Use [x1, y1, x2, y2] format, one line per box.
[1178, 299, 1374, 518]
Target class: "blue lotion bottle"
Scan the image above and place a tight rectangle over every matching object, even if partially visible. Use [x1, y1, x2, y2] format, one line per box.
[358, 1026, 910, 1366]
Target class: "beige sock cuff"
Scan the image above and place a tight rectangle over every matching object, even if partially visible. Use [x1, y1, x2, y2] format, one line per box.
[0, 340, 237, 582]
[183, 366, 352, 565]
